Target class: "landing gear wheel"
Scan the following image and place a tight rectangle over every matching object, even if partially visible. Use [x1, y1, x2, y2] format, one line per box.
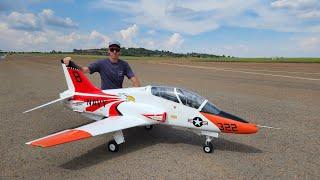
[145, 125, 153, 130]
[108, 140, 119, 152]
[203, 142, 214, 153]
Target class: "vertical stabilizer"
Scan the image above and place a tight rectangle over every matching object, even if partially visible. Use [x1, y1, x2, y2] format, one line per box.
[60, 60, 102, 93]
[61, 62, 75, 91]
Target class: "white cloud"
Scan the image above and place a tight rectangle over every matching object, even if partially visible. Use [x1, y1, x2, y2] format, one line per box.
[271, 0, 318, 9]
[271, 0, 320, 20]
[0, 22, 110, 51]
[47, 30, 110, 50]
[119, 24, 139, 47]
[39, 9, 78, 28]
[120, 24, 138, 41]
[94, 0, 320, 34]
[24, 32, 49, 45]
[56, 32, 81, 44]
[3, 9, 78, 32]
[299, 37, 320, 51]
[94, 0, 221, 35]
[0, 8, 109, 51]
[0, 23, 47, 50]
[88, 30, 110, 48]
[166, 33, 184, 48]
[138, 32, 184, 51]
[7, 12, 41, 31]
[298, 10, 320, 19]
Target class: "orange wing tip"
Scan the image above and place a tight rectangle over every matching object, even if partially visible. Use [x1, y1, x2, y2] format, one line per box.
[26, 130, 92, 148]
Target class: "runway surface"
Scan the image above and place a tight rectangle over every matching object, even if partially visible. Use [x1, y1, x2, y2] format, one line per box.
[1, 55, 319, 179]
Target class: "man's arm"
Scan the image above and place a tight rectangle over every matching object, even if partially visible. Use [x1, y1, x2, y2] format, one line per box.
[130, 76, 141, 87]
[125, 62, 140, 87]
[63, 57, 90, 73]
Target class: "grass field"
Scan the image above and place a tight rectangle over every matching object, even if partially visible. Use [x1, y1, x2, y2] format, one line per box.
[11, 53, 320, 63]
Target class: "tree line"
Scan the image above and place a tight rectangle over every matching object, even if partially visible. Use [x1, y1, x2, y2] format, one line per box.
[72, 47, 226, 58]
[3, 47, 232, 58]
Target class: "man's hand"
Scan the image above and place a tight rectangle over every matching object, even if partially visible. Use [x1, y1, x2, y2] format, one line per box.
[62, 57, 90, 73]
[63, 57, 72, 66]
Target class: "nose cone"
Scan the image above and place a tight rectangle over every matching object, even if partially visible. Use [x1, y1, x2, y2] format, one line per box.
[217, 111, 258, 134]
[239, 123, 258, 134]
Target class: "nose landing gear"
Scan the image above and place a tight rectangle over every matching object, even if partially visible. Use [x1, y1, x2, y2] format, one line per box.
[203, 136, 214, 153]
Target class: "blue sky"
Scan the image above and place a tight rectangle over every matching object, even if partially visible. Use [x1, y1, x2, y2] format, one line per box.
[0, 0, 319, 57]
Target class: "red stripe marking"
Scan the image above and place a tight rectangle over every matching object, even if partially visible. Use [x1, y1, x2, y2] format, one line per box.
[73, 95, 120, 101]
[109, 101, 124, 116]
[142, 113, 166, 122]
[85, 99, 119, 112]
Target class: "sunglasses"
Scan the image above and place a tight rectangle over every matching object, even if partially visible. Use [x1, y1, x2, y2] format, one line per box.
[109, 47, 120, 52]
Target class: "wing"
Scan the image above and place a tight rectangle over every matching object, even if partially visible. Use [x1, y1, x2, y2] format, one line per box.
[26, 116, 149, 148]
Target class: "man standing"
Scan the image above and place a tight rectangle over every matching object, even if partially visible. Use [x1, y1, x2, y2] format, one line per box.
[63, 41, 140, 89]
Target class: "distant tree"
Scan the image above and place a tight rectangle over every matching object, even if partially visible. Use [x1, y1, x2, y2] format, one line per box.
[70, 47, 229, 58]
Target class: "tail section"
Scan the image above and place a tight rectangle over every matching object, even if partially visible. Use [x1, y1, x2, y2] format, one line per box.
[23, 61, 103, 113]
[61, 60, 102, 93]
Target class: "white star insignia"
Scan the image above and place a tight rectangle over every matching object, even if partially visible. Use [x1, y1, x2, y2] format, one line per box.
[194, 118, 202, 126]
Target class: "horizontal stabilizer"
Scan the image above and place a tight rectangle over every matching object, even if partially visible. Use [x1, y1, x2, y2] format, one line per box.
[23, 95, 73, 113]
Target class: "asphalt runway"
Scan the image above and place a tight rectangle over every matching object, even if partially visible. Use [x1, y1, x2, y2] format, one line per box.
[1, 55, 319, 179]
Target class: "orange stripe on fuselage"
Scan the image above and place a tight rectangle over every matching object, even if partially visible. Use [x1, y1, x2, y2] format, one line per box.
[30, 130, 92, 147]
[201, 112, 258, 134]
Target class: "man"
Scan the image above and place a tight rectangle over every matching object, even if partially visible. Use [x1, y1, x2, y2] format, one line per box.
[63, 41, 140, 89]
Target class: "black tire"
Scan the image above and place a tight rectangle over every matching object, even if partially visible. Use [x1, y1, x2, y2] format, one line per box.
[145, 125, 153, 130]
[203, 142, 214, 153]
[108, 140, 119, 152]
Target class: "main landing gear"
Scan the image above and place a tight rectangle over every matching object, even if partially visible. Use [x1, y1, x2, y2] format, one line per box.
[107, 130, 124, 152]
[106, 126, 153, 153]
[145, 125, 153, 130]
[108, 140, 119, 152]
[203, 136, 214, 153]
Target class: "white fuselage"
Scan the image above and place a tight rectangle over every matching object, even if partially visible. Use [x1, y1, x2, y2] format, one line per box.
[64, 85, 221, 134]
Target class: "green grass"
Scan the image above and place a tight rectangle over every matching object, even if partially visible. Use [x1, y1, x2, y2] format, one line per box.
[13, 53, 320, 63]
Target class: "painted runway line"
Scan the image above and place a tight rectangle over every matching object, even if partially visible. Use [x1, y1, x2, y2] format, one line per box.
[157, 62, 320, 81]
[214, 67, 320, 75]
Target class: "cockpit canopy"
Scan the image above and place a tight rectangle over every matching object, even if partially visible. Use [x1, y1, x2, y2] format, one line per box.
[176, 88, 205, 109]
[151, 86, 179, 103]
[151, 86, 221, 114]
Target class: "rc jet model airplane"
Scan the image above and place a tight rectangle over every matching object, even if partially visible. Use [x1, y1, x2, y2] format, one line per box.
[25, 60, 262, 153]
